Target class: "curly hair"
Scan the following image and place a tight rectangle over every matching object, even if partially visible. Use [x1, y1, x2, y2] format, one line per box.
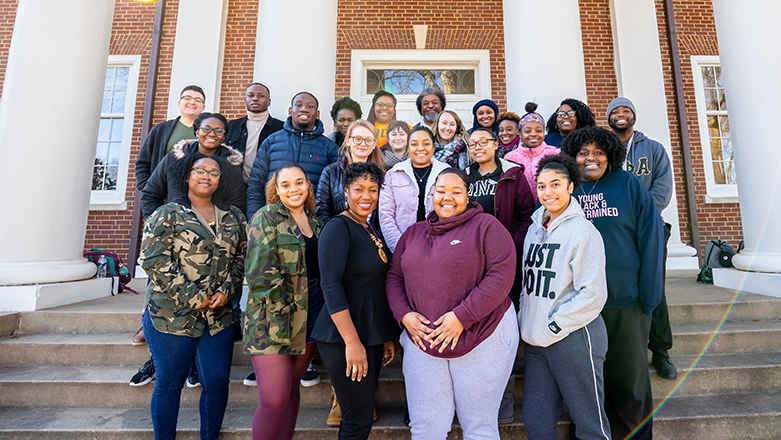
[367, 91, 398, 124]
[341, 120, 386, 170]
[170, 152, 228, 202]
[342, 161, 385, 190]
[497, 111, 521, 127]
[545, 98, 596, 135]
[265, 163, 316, 215]
[193, 112, 229, 137]
[330, 97, 363, 121]
[559, 126, 626, 171]
[536, 153, 582, 191]
[415, 88, 447, 115]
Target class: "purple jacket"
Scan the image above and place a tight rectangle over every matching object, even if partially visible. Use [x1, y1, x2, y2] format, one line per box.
[378, 158, 450, 252]
[385, 202, 516, 358]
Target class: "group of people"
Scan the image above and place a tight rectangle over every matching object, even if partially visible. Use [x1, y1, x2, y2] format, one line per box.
[130, 81, 676, 440]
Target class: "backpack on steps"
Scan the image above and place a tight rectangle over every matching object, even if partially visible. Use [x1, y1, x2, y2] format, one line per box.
[697, 240, 737, 284]
[84, 248, 137, 294]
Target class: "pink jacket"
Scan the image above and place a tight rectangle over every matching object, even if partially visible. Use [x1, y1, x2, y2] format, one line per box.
[504, 142, 560, 200]
[379, 158, 450, 252]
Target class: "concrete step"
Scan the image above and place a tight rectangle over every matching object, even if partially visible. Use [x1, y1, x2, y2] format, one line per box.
[0, 405, 571, 440]
[3, 351, 779, 409]
[1, 392, 779, 440]
[651, 352, 781, 398]
[670, 319, 781, 355]
[653, 392, 781, 440]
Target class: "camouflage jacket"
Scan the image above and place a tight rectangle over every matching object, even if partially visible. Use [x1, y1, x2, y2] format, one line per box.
[243, 203, 323, 355]
[141, 201, 247, 337]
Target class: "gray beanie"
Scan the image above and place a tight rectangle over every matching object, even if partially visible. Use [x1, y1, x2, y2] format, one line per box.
[606, 97, 636, 122]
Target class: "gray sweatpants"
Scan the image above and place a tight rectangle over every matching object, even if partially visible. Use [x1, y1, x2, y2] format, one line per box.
[401, 305, 519, 440]
[522, 316, 610, 440]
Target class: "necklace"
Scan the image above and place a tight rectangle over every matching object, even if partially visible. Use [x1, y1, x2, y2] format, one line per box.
[579, 179, 600, 197]
[412, 165, 432, 183]
[344, 211, 388, 263]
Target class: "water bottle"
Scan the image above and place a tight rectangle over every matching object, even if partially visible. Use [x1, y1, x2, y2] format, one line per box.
[97, 255, 107, 278]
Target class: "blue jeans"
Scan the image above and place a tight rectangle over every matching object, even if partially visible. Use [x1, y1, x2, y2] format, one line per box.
[143, 309, 234, 440]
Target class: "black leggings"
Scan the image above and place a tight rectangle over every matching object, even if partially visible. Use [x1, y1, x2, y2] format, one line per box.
[317, 341, 383, 440]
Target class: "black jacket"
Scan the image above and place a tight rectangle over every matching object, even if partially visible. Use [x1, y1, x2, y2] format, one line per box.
[246, 117, 340, 219]
[135, 117, 181, 191]
[316, 161, 346, 223]
[225, 115, 285, 155]
[141, 139, 246, 218]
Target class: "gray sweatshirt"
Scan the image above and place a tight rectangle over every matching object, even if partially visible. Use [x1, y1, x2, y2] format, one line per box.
[518, 197, 607, 347]
[624, 130, 673, 213]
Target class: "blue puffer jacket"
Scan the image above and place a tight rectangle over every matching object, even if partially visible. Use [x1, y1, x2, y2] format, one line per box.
[246, 117, 340, 219]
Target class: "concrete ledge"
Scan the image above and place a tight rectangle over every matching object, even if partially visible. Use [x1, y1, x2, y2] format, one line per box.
[0, 278, 114, 312]
[713, 268, 781, 298]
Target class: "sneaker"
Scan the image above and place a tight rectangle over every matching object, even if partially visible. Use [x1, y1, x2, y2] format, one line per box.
[243, 372, 257, 386]
[129, 358, 155, 387]
[300, 361, 321, 387]
[186, 363, 201, 388]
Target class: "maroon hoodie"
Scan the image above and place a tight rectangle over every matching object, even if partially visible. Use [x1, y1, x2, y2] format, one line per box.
[385, 202, 516, 358]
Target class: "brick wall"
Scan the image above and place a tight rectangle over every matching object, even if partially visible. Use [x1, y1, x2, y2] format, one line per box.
[335, 0, 507, 112]
[0, 0, 16, 93]
[579, 0, 619, 127]
[655, 0, 743, 255]
[218, 0, 257, 120]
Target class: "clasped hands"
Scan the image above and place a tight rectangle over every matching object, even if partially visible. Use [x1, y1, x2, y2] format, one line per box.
[401, 311, 464, 353]
[196, 291, 228, 309]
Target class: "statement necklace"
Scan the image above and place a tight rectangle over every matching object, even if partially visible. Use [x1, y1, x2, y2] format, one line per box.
[344, 210, 389, 263]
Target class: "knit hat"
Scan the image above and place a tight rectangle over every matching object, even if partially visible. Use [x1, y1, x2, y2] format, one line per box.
[471, 99, 500, 134]
[519, 102, 546, 129]
[606, 97, 636, 122]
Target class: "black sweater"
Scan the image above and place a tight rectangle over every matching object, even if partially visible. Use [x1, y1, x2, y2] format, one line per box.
[311, 215, 399, 346]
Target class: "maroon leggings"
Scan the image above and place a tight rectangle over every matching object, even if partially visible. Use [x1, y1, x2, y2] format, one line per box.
[250, 342, 316, 440]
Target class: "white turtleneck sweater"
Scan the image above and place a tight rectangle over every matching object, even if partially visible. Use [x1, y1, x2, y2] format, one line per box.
[244, 110, 270, 181]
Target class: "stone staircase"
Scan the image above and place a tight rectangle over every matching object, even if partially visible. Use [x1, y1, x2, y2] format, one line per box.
[1, 271, 780, 439]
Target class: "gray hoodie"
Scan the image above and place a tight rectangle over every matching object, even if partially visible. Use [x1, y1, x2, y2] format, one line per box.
[518, 197, 607, 347]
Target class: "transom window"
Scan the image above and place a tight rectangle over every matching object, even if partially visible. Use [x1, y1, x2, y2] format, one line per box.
[366, 69, 475, 95]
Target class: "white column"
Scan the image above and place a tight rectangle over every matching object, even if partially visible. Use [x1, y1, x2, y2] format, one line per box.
[0, 0, 115, 308]
[166, 0, 229, 117]
[254, 0, 338, 123]
[610, 0, 698, 269]
[712, 1, 781, 279]
[503, 0, 587, 118]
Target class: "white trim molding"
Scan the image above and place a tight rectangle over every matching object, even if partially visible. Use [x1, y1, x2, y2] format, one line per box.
[90, 55, 141, 207]
[690, 55, 739, 202]
[350, 49, 491, 124]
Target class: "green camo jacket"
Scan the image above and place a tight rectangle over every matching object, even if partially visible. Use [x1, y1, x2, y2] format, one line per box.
[141, 202, 247, 337]
[243, 203, 323, 355]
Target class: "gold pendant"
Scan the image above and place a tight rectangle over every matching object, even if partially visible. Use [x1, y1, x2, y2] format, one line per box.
[378, 248, 388, 263]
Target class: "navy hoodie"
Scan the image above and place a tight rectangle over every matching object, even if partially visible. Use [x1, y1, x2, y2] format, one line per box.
[574, 169, 663, 315]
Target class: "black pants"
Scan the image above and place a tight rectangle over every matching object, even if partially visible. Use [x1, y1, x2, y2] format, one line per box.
[602, 304, 653, 440]
[648, 222, 673, 357]
[317, 341, 383, 440]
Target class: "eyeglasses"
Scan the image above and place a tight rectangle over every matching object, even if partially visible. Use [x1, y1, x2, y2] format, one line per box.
[375, 103, 394, 109]
[191, 167, 222, 180]
[200, 126, 226, 136]
[468, 138, 496, 149]
[350, 136, 376, 146]
[181, 95, 205, 105]
[557, 110, 577, 119]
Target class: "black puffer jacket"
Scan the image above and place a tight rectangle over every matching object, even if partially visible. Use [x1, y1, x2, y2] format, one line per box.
[135, 117, 180, 191]
[316, 161, 346, 223]
[246, 117, 339, 219]
[141, 139, 246, 218]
